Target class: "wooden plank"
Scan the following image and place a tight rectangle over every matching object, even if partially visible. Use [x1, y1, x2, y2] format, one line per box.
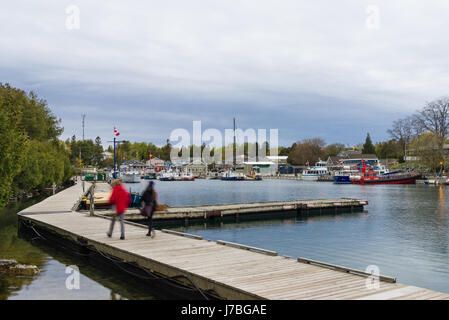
[161, 229, 203, 240]
[261, 278, 371, 299]
[297, 256, 396, 283]
[216, 240, 278, 256]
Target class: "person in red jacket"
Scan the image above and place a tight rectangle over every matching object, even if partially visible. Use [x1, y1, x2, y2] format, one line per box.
[107, 179, 131, 240]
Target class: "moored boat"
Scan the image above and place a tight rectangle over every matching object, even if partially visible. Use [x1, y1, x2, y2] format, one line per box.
[159, 171, 175, 181]
[221, 171, 246, 180]
[333, 167, 360, 184]
[302, 160, 330, 181]
[121, 171, 141, 183]
[181, 173, 195, 181]
[351, 161, 420, 185]
[333, 173, 352, 184]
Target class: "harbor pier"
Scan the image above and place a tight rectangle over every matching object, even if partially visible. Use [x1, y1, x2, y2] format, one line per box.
[84, 183, 367, 223]
[100, 198, 368, 223]
[16, 182, 449, 300]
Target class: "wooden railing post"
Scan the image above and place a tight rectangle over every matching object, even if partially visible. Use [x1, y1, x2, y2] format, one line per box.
[89, 183, 95, 216]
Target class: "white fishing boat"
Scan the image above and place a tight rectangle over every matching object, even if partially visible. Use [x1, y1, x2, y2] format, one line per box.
[301, 160, 330, 181]
[173, 172, 183, 181]
[120, 171, 141, 183]
[159, 171, 175, 181]
[180, 172, 195, 181]
[333, 167, 360, 184]
[221, 171, 246, 180]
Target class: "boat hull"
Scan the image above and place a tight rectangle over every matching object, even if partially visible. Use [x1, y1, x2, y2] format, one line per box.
[121, 174, 141, 183]
[301, 175, 319, 181]
[333, 175, 351, 184]
[351, 174, 421, 185]
[221, 177, 246, 181]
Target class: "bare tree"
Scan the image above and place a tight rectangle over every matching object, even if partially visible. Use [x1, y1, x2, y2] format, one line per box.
[387, 116, 415, 156]
[288, 138, 326, 166]
[414, 96, 449, 153]
[388, 117, 412, 143]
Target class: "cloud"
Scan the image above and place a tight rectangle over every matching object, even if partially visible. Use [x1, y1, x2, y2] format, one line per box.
[1, 0, 449, 147]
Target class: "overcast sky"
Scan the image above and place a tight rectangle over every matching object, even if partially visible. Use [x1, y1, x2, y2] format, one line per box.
[2, 1, 449, 148]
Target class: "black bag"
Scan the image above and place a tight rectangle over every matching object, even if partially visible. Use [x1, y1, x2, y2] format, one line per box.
[140, 205, 152, 217]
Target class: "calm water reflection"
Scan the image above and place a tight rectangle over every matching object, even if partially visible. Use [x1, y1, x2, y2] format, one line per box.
[132, 179, 449, 294]
[3, 179, 449, 298]
[0, 198, 186, 300]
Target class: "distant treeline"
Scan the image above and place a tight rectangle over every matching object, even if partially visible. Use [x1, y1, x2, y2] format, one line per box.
[107, 140, 270, 165]
[64, 139, 173, 168]
[0, 83, 73, 207]
[100, 136, 402, 167]
[286, 96, 449, 171]
[65, 135, 105, 168]
[285, 134, 404, 166]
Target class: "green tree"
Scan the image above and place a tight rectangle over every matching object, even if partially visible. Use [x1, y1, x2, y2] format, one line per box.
[409, 132, 442, 173]
[0, 85, 28, 205]
[323, 143, 345, 158]
[375, 140, 403, 161]
[93, 136, 104, 165]
[362, 133, 376, 154]
[0, 83, 72, 206]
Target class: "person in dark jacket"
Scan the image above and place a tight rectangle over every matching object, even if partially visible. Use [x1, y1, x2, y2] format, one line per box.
[140, 181, 157, 238]
[107, 179, 131, 240]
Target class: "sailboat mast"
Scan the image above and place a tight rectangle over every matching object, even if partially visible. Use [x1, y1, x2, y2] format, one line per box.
[233, 118, 236, 168]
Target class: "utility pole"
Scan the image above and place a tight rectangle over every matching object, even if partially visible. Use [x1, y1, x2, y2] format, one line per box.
[80, 114, 86, 165]
[82, 114, 86, 141]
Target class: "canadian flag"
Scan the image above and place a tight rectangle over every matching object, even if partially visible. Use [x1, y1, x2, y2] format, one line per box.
[114, 127, 120, 136]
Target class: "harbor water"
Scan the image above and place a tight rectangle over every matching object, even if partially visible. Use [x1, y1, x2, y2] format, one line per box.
[2, 179, 449, 299]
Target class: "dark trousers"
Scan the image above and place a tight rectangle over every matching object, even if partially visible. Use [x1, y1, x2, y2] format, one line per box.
[143, 205, 155, 233]
[108, 214, 125, 238]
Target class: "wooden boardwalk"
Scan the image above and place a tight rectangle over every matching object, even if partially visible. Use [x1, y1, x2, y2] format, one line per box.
[17, 183, 449, 300]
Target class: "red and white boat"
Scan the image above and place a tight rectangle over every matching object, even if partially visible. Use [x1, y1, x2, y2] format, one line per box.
[181, 173, 195, 181]
[350, 160, 420, 185]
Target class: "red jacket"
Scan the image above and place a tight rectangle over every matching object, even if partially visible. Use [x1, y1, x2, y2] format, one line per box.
[109, 184, 131, 214]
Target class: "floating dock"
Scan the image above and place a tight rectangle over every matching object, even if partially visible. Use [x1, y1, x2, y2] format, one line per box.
[86, 183, 367, 222]
[106, 198, 367, 222]
[17, 182, 449, 300]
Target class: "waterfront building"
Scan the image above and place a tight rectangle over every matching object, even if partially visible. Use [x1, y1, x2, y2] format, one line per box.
[278, 164, 303, 175]
[184, 160, 208, 177]
[102, 151, 113, 159]
[121, 159, 146, 170]
[266, 156, 288, 164]
[327, 154, 379, 168]
[238, 161, 277, 176]
[341, 154, 378, 166]
[326, 156, 343, 171]
[145, 157, 166, 172]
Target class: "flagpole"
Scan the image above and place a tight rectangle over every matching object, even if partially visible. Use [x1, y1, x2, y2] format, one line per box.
[113, 136, 116, 178]
[108, 127, 123, 179]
